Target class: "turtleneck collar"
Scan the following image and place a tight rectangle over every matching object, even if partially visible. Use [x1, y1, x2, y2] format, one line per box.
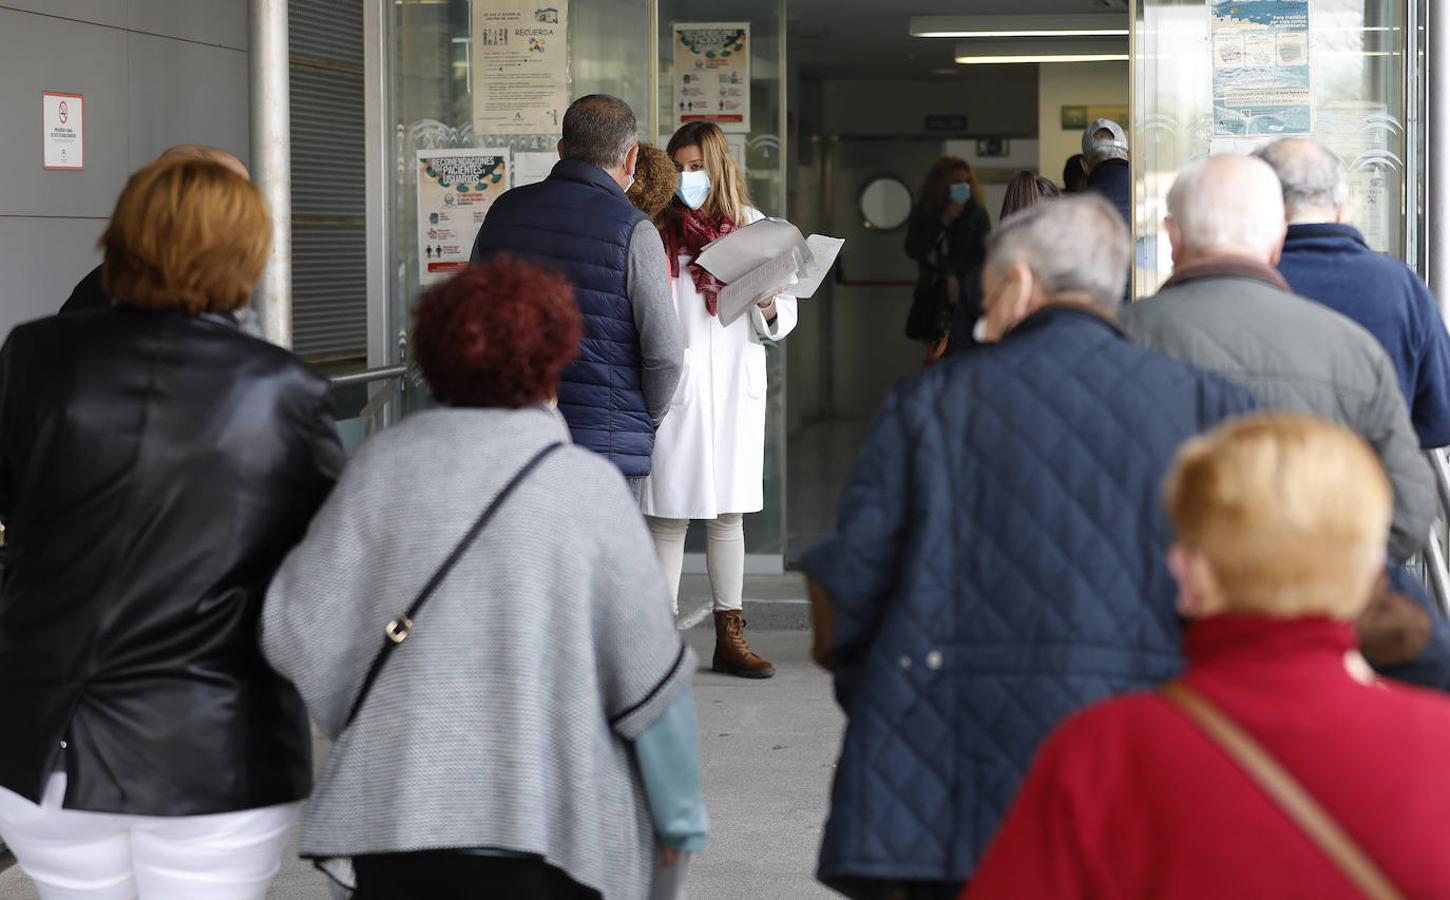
[1183, 615, 1356, 669]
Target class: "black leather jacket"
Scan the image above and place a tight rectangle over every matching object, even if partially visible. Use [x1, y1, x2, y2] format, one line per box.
[0, 306, 343, 815]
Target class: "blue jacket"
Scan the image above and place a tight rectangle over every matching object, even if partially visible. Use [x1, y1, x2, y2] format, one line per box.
[1278, 223, 1450, 448]
[1087, 157, 1131, 228]
[471, 160, 655, 476]
[801, 307, 1258, 892]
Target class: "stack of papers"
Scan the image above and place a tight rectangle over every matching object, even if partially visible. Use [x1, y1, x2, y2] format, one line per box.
[694, 218, 845, 326]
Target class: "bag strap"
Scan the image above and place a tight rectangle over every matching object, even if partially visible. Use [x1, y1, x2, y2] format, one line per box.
[342, 442, 565, 729]
[1160, 681, 1406, 900]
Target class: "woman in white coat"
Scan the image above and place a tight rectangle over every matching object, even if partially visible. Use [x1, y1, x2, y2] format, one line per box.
[642, 122, 799, 679]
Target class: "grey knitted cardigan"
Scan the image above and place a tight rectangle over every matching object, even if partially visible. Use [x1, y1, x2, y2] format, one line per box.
[261, 407, 695, 899]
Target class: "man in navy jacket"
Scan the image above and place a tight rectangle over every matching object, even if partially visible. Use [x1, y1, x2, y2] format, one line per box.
[802, 196, 1258, 897]
[1258, 137, 1450, 449]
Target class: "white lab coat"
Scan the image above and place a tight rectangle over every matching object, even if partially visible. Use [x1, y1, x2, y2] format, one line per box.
[639, 208, 800, 519]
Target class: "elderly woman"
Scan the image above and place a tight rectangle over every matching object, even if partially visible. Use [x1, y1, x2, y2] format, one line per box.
[965, 415, 1450, 899]
[0, 157, 342, 897]
[261, 257, 706, 898]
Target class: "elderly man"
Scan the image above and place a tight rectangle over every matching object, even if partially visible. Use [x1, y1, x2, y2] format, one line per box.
[61, 145, 252, 316]
[1082, 117, 1130, 226]
[1255, 137, 1450, 448]
[801, 195, 1257, 899]
[471, 94, 682, 496]
[1121, 155, 1433, 563]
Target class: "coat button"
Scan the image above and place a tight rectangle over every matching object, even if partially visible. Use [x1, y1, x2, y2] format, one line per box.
[59, 740, 68, 749]
[898, 655, 912, 670]
[925, 650, 944, 670]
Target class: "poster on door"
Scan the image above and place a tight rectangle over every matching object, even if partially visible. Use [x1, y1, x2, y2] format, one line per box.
[416, 149, 508, 286]
[673, 22, 750, 134]
[1212, 0, 1311, 136]
[472, 0, 569, 135]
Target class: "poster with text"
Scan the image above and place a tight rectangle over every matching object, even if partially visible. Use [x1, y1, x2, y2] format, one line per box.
[1212, 0, 1311, 135]
[674, 22, 750, 134]
[472, 0, 569, 135]
[416, 149, 508, 286]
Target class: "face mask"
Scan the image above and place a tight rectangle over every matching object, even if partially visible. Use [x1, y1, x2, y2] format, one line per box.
[677, 171, 712, 210]
[949, 182, 972, 206]
[972, 316, 991, 344]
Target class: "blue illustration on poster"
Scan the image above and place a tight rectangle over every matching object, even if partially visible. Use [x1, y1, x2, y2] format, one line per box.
[1212, 0, 1311, 136]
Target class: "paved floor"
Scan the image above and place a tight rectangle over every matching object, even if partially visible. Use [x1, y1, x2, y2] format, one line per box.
[0, 578, 844, 899]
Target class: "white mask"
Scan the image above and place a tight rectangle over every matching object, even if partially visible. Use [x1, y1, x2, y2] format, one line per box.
[972, 316, 991, 344]
[676, 170, 712, 210]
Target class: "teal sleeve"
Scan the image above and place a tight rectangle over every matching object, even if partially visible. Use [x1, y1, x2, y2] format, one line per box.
[633, 691, 709, 853]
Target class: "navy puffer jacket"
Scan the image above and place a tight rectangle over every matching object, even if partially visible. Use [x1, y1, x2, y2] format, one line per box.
[802, 306, 1258, 893]
[471, 160, 654, 475]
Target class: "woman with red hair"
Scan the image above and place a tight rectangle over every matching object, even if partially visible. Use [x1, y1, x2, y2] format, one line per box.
[262, 257, 707, 897]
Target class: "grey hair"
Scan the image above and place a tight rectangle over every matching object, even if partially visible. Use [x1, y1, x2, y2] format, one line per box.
[1252, 138, 1350, 219]
[560, 95, 639, 169]
[988, 195, 1130, 312]
[1167, 155, 1286, 258]
[1084, 128, 1129, 167]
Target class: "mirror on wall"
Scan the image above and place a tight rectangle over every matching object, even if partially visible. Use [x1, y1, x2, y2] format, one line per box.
[859, 175, 913, 231]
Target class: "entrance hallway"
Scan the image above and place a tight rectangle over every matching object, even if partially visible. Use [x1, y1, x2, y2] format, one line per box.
[0, 578, 841, 900]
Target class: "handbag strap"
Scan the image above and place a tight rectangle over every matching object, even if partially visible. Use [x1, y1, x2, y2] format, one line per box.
[1160, 681, 1406, 900]
[342, 441, 565, 729]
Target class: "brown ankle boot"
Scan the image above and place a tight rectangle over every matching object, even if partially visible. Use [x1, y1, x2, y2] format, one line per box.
[712, 610, 775, 679]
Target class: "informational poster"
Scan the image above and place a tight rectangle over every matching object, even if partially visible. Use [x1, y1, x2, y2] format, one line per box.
[512, 150, 558, 188]
[42, 91, 84, 170]
[673, 22, 750, 134]
[415, 149, 508, 285]
[1212, 0, 1311, 136]
[472, 0, 569, 136]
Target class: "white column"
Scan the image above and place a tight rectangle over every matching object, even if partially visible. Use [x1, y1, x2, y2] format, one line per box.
[250, 0, 292, 348]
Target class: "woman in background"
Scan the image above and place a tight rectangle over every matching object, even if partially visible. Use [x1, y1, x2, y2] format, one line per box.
[628, 142, 680, 221]
[642, 121, 799, 679]
[905, 157, 991, 350]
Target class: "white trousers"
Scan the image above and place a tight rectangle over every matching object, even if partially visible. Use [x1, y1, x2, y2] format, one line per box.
[646, 514, 745, 615]
[0, 774, 299, 900]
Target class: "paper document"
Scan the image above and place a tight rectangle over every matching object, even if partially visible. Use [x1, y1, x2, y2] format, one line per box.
[717, 248, 805, 327]
[695, 217, 845, 307]
[512, 151, 558, 188]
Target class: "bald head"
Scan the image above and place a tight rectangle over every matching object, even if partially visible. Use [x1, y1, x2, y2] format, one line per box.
[1166, 155, 1286, 267]
[1253, 138, 1348, 224]
[158, 145, 249, 181]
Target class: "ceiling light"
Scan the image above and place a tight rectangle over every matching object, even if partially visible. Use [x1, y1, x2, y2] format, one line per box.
[912, 14, 1127, 39]
[956, 54, 1130, 64]
[954, 37, 1128, 64]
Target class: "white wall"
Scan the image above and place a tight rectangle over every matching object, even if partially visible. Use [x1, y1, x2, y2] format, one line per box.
[0, 2, 249, 340]
[1036, 61, 1129, 181]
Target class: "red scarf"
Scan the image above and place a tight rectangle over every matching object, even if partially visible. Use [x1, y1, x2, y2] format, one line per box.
[665, 204, 736, 317]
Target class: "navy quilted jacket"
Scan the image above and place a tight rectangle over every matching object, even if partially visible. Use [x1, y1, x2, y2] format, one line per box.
[801, 306, 1258, 892]
[471, 160, 655, 476]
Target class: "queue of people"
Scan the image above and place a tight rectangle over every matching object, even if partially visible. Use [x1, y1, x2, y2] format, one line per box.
[3, 88, 1450, 900]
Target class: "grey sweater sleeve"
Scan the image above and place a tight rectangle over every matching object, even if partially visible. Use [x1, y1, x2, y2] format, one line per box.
[627, 219, 684, 425]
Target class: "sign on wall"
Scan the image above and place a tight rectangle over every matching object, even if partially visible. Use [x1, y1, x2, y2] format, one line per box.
[673, 22, 750, 133]
[43, 91, 84, 170]
[472, 0, 569, 135]
[1212, 0, 1311, 135]
[415, 149, 509, 285]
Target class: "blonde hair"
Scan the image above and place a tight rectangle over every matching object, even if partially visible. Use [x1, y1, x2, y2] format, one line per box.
[667, 122, 751, 225]
[1165, 415, 1391, 619]
[101, 157, 271, 316]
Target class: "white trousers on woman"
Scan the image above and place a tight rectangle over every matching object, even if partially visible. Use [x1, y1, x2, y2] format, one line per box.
[646, 514, 745, 616]
[0, 773, 298, 900]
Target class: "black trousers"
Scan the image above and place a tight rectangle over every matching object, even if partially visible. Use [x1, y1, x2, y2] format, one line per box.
[351, 851, 602, 900]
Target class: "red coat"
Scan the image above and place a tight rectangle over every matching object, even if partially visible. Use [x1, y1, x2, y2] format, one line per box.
[964, 616, 1450, 899]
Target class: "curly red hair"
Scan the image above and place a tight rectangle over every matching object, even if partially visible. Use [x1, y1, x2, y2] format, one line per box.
[412, 257, 582, 408]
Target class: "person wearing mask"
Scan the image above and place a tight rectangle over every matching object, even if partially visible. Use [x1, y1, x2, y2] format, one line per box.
[628, 142, 680, 220]
[965, 415, 1450, 899]
[1062, 153, 1089, 194]
[944, 170, 1059, 356]
[0, 157, 343, 898]
[803, 196, 1258, 899]
[1255, 137, 1450, 449]
[641, 121, 799, 679]
[1082, 118, 1131, 227]
[262, 257, 706, 898]
[471, 94, 683, 497]
[904, 157, 991, 347]
[1121, 155, 1448, 690]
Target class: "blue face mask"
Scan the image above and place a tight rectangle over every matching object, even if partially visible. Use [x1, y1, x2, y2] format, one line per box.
[948, 182, 972, 206]
[677, 170, 712, 210]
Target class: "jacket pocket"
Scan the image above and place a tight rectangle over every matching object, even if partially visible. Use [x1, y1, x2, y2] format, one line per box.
[745, 343, 767, 399]
[671, 350, 694, 407]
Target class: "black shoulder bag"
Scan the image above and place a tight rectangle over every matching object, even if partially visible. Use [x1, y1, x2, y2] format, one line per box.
[342, 442, 565, 729]
[906, 230, 959, 343]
